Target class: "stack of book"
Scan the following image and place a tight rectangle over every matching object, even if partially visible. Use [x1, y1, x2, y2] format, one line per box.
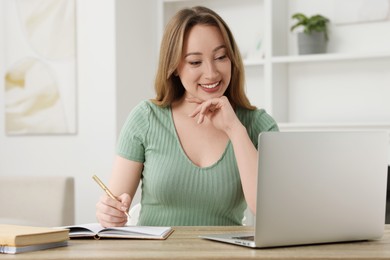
[0, 224, 69, 254]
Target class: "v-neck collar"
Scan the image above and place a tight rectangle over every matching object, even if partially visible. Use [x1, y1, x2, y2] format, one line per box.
[168, 105, 232, 170]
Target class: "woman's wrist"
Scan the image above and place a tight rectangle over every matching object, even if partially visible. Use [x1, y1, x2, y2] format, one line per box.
[225, 120, 246, 141]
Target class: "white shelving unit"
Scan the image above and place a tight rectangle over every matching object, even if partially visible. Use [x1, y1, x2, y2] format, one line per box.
[157, 0, 390, 225]
[158, 0, 390, 133]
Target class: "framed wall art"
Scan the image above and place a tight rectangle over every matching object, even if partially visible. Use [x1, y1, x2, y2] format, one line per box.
[3, 0, 77, 135]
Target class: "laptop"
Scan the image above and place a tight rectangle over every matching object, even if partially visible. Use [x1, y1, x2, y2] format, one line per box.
[201, 131, 388, 248]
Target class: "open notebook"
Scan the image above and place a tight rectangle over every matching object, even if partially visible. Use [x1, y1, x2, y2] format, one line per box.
[63, 223, 173, 240]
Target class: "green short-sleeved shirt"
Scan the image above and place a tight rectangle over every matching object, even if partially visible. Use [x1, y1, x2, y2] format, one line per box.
[117, 100, 278, 226]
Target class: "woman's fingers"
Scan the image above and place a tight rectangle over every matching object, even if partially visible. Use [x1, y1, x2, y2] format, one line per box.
[117, 193, 131, 213]
[96, 194, 129, 227]
[194, 99, 222, 124]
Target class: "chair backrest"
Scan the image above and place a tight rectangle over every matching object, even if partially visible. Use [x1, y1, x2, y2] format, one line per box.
[0, 176, 75, 227]
[129, 203, 141, 226]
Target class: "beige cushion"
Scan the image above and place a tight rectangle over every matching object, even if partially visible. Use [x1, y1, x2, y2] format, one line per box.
[0, 176, 74, 227]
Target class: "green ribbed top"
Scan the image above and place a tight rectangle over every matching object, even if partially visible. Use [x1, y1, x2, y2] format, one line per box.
[117, 100, 278, 226]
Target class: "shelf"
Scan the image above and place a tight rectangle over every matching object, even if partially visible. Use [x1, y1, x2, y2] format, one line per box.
[244, 59, 266, 66]
[245, 52, 390, 66]
[271, 51, 390, 64]
[278, 123, 390, 133]
[163, 0, 193, 2]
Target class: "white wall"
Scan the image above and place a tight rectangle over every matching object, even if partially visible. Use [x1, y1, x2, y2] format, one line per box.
[115, 0, 157, 207]
[0, 0, 157, 224]
[116, 0, 157, 136]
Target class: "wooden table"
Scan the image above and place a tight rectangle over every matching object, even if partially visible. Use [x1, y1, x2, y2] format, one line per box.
[4, 225, 390, 259]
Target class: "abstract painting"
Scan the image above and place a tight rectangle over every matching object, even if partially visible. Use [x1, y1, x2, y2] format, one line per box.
[3, 0, 77, 134]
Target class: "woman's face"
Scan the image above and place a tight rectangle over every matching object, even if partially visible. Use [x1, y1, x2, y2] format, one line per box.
[176, 24, 231, 101]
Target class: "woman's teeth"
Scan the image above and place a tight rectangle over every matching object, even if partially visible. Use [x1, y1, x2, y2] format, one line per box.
[200, 82, 219, 89]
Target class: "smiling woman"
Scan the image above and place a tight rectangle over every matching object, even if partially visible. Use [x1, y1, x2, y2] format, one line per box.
[95, 6, 279, 228]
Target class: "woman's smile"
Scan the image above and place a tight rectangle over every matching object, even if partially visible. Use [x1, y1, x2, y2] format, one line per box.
[199, 81, 221, 92]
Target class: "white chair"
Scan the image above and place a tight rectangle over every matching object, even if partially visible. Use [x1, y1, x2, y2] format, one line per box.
[128, 203, 141, 226]
[0, 176, 75, 227]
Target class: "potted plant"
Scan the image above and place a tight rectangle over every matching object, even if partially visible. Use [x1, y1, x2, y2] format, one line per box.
[290, 13, 330, 55]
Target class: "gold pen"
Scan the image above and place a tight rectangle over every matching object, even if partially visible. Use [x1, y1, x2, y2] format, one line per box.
[92, 174, 130, 218]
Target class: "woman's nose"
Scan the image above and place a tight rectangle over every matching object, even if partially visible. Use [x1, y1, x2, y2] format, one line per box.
[204, 60, 219, 79]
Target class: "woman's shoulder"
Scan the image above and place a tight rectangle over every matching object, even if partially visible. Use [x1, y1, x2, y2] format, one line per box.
[126, 100, 171, 126]
[130, 100, 168, 114]
[138, 99, 170, 110]
[236, 107, 279, 131]
[236, 107, 268, 121]
[133, 99, 153, 111]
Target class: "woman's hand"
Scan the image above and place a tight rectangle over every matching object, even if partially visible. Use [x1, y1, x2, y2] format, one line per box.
[96, 193, 131, 227]
[187, 96, 242, 135]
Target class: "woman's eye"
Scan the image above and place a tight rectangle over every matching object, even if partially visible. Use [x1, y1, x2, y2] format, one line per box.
[216, 55, 227, 61]
[189, 61, 201, 66]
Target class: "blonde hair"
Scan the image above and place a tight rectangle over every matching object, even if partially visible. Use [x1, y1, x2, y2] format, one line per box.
[152, 6, 255, 110]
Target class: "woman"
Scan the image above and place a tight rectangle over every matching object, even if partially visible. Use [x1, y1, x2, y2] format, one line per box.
[96, 6, 278, 227]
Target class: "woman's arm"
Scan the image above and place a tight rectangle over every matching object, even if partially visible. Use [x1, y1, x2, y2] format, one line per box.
[225, 123, 258, 214]
[188, 96, 258, 214]
[96, 156, 143, 227]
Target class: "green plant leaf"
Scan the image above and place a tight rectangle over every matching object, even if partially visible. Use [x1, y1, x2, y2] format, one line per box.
[290, 13, 330, 40]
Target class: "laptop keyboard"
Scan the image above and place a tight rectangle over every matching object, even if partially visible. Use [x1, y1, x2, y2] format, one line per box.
[232, 235, 255, 241]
